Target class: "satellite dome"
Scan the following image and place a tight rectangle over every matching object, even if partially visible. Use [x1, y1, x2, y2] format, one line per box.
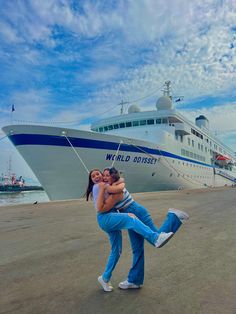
[128, 104, 141, 114]
[156, 96, 173, 110]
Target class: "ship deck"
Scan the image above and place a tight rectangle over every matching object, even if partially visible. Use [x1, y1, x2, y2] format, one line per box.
[0, 187, 236, 314]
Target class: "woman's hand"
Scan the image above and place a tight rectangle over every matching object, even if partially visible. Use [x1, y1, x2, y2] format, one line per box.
[98, 182, 106, 189]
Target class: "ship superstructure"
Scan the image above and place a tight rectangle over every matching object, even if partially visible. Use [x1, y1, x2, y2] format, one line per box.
[2, 82, 236, 200]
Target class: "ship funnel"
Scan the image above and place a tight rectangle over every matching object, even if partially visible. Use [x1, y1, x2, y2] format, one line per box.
[195, 115, 209, 129]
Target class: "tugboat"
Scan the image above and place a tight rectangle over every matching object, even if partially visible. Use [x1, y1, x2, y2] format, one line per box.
[0, 157, 43, 193]
[0, 174, 43, 192]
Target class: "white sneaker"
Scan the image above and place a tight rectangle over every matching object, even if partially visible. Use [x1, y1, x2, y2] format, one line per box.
[98, 276, 113, 292]
[155, 232, 174, 248]
[118, 280, 140, 289]
[168, 208, 189, 223]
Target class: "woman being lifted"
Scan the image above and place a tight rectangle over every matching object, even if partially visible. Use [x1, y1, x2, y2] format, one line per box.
[86, 167, 188, 292]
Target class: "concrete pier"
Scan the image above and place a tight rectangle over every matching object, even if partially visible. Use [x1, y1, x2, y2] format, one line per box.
[0, 187, 236, 314]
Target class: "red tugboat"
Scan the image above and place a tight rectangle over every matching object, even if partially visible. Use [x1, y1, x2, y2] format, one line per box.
[0, 173, 43, 192]
[0, 157, 43, 193]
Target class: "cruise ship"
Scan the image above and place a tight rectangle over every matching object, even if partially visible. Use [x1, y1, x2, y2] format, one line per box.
[2, 82, 236, 200]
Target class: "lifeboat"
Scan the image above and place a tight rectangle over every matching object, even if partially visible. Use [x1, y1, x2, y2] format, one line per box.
[215, 154, 232, 165]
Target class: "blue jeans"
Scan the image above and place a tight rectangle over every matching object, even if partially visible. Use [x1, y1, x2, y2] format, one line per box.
[97, 210, 160, 282]
[122, 201, 182, 285]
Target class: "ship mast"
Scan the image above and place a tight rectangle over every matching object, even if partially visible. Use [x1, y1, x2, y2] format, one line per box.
[163, 81, 172, 99]
[119, 100, 129, 115]
[8, 155, 12, 182]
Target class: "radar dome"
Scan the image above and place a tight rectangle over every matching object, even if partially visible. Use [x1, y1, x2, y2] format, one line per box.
[128, 104, 141, 114]
[156, 96, 173, 110]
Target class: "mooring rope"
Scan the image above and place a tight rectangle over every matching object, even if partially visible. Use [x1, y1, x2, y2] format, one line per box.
[123, 139, 211, 188]
[111, 140, 123, 167]
[0, 135, 8, 142]
[62, 132, 90, 174]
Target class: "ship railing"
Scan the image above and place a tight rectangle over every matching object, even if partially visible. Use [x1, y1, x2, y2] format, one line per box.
[215, 169, 236, 182]
[174, 123, 191, 135]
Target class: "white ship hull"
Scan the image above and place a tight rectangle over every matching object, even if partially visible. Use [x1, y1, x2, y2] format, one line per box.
[2, 124, 236, 200]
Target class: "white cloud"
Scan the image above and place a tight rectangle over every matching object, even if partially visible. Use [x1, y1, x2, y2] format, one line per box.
[78, 65, 121, 84]
[0, 21, 22, 43]
[1, 0, 236, 178]
[179, 102, 236, 150]
[0, 89, 52, 129]
[180, 103, 236, 133]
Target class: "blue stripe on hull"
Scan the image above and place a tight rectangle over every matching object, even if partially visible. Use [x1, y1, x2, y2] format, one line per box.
[9, 133, 213, 168]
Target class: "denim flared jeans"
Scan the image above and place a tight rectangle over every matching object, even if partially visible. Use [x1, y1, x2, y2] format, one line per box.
[122, 201, 182, 285]
[97, 210, 160, 282]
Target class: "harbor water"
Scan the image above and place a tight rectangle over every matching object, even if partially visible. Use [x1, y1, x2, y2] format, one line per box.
[0, 190, 49, 206]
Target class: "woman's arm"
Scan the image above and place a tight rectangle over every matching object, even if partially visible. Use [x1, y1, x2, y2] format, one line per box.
[106, 182, 124, 194]
[96, 183, 123, 213]
[106, 178, 125, 194]
[98, 195, 122, 212]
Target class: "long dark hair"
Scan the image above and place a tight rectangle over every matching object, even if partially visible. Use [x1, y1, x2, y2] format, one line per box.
[85, 169, 102, 201]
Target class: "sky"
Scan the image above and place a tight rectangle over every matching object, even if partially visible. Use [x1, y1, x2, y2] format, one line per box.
[0, 0, 236, 181]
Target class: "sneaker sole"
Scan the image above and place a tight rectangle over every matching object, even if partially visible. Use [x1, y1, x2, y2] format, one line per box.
[156, 232, 174, 248]
[119, 284, 140, 290]
[98, 276, 113, 292]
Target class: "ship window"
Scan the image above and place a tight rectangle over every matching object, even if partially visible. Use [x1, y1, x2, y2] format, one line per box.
[190, 152, 193, 157]
[186, 150, 189, 157]
[99, 127, 104, 132]
[133, 121, 139, 126]
[162, 118, 168, 124]
[126, 122, 132, 127]
[147, 119, 154, 125]
[114, 124, 119, 129]
[192, 140, 194, 147]
[119, 123, 125, 128]
[140, 120, 146, 125]
[188, 138, 191, 145]
[198, 143, 200, 150]
[156, 118, 161, 124]
[108, 125, 113, 130]
[104, 126, 109, 131]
